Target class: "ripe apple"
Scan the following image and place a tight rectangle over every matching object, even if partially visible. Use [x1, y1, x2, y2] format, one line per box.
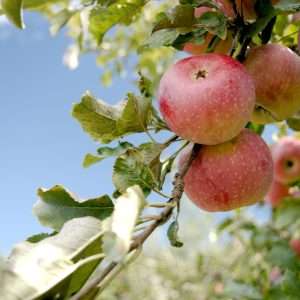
[158, 55, 255, 145]
[290, 239, 300, 257]
[244, 44, 300, 123]
[179, 129, 273, 212]
[265, 179, 290, 207]
[272, 136, 300, 184]
[183, 7, 232, 55]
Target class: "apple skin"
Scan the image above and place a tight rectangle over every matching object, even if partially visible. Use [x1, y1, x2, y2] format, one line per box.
[158, 55, 255, 145]
[183, 7, 232, 55]
[290, 239, 300, 257]
[265, 179, 290, 207]
[179, 129, 273, 212]
[272, 136, 300, 184]
[244, 44, 300, 124]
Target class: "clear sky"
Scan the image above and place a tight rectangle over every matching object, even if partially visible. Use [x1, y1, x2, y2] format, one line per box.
[0, 12, 275, 255]
[0, 12, 137, 254]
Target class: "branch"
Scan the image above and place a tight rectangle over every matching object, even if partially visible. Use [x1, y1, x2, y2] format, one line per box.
[71, 143, 201, 300]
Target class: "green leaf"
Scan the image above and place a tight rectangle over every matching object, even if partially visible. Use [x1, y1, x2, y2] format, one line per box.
[145, 28, 180, 48]
[26, 232, 57, 243]
[113, 149, 156, 195]
[103, 185, 146, 261]
[33, 185, 114, 231]
[72, 92, 151, 144]
[196, 11, 227, 40]
[167, 221, 184, 248]
[275, 198, 300, 228]
[287, 116, 300, 131]
[83, 142, 134, 168]
[2, 0, 24, 29]
[89, 0, 146, 44]
[0, 217, 105, 300]
[50, 9, 77, 36]
[23, 0, 63, 9]
[266, 243, 300, 270]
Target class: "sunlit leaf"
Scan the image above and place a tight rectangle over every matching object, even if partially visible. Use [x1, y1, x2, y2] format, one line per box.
[33, 185, 113, 231]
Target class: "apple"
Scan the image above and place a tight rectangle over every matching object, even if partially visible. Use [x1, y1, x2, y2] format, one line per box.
[290, 239, 300, 257]
[244, 44, 300, 124]
[158, 55, 255, 145]
[272, 136, 300, 184]
[265, 179, 290, 207]
[179, 129, 273, 212]
[183, 7, 232, 55]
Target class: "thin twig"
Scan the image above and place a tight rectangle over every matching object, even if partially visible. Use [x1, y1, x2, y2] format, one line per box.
[71, 143, 201, 300]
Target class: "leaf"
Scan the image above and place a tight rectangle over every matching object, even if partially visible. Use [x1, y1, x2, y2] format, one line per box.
[27, 232, 57, 243]
[217, 218, 234, 233]
[89, 0, 146, 44]
[287, 116, 300, 131]
[72, 92, 151, 144]
[83, 153, 104, 168]
[23, 0, 63, 9]
[275, 198, 300, 228]
[50, 9, 77, 36]
[103, 185, 146, 261]
[167, 221, 184, 248]
[33, 185, 114, 231]
[113, 149, 156, 195]
[196, 11, 227, 40]
[266, 243, 300, 270]
[83, 142, 134, 168]
[0, 217, 105, 300]
[145, 29, 180, 48]
[2, 0, 24, 29]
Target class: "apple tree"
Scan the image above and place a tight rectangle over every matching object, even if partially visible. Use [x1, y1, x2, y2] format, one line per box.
[1, 0, 300, 299]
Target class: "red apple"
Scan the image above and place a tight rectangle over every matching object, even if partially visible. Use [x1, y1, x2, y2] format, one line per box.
[290, 239, 300, 257]
[183, 7, 232, 55]
[265, 179, 290, 207]
[179, 129, 273, 212]
[272, 136, 300, 184]
[244, 44, 300, 123]
[158, 55, 255, 145]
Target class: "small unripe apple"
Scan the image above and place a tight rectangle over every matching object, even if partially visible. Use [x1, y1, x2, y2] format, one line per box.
[244, 44, 300, 123]
[158, 55, 255, 145]
[272, 136, 300, 184]
[290, 239, 300, 257]
[183, 7, 232, 55]
[265, 179, 290, 207]
[179, 129, 273, 212]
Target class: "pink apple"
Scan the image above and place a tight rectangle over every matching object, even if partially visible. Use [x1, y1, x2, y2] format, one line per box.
[244, 44, 300, 123]
[179, 129, 273, 212]
[183, 7, 232, 55]
[158, 55, 255, 145]
[265, 179, 290, 207]
[290, 239, 300, 257]
[272, 136, 300, 184]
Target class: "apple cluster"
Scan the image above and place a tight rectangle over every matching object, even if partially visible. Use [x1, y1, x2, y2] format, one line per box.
[157, 2, 300, 212]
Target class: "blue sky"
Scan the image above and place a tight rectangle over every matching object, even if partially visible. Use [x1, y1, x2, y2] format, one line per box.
[0, 12, 138, 254]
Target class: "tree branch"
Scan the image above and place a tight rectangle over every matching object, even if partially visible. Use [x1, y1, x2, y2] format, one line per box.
[71, 143, 201, 300]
